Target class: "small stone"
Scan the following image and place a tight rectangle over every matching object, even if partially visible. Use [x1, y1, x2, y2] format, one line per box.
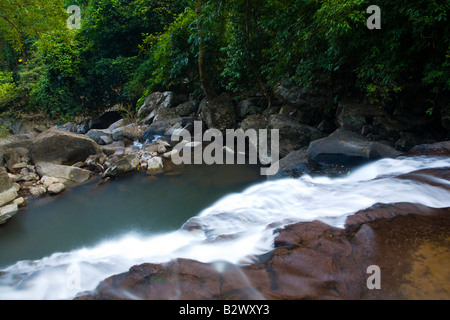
[47, 183, 65, 195]
[29, 186, 47, 196]
[13, 197, 26, 207]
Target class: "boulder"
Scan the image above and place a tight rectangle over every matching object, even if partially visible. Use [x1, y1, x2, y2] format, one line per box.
[307, 129, 401, 166]
[35, 162, 91, 185]
[0, 167, 18, 207]
[404, 141, 450, 157]
[0, 204, 19, 225]
[103, 153, 140, 177]
[142, 118, 196, 141]
[236, 97, 268, 119]
[111, 124, 144, 142]
[86, 129, 113, 145]
[146, 157, 164, 175]
[199, 93, 236, 133]
[268, 114, 326, 158]
[240, 115, 270, 131]
[47, 183, 66, 195]
[3, 147, 30, 173]
[441, 105, 450, 133]
[336, 100, 384, 133]
[175, 101, 198, 117]
[30, 128, 101, 165]
[138, 91, 179, 122]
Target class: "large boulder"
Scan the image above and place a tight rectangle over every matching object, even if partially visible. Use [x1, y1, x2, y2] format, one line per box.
[111, 124, 144, 143]
[0, 166, 18, 207]
[268, 114, 326, 158]
[307, 129, 401, 166]
[199, 93, 236, 133]
[86, 129, 113, 145]
[0, 204, 18, 225]
[138, 92, 179, 123]
[35, 162, 91, 185]
[336, 99, 384, 133]
[236, 97, 268, 119]
[30, 128, 101, 165]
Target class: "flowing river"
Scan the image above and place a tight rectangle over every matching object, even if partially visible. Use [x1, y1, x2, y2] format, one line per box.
[0, 156, 449, 300]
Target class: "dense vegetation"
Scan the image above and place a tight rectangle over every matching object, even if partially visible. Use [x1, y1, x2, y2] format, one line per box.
[0, 0, 449, 124]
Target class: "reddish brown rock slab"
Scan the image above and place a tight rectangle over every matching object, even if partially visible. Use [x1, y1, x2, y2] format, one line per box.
[404, 141, 450, 157]
[78, 204, 450, 300]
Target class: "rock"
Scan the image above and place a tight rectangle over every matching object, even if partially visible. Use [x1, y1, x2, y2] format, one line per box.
[199, 93, 236, 133]
[103, 153, 140, 177]
[175, 101, 198, 117]
[163, 150, 179, 159]
[142, 118, 196, 141]
[47, 183, 66, 195]
[13, 197, 25, 207]
[28, 186, 47, 196]
[307, 129, 402, 167]
[80, 203, 450, 300]
[268, 114, 326, 158]
[0, 167, 18, 207]
[441, 105, 450, 132]
[86, 129, 113, 145]
[0, 204, 19, 225]
[55, 122, 77, 133]
[35, 162, 91, 185]
[404, 141, 450, 157]
[30, 128, 101, 165]
[236, 97, 268, 119]
[372, 116, 410, 141]
[111, 124, 144, 142]
[40, 176, 61, 189]
[107, 119, 132, 131]
[89, 111, 122, 130]
[3, 147, 30, 173]
[146, 157, 163, 175]
[336, 99, 384, 132]
[138, 91, 179, 122]
[268, 148, 313, 180]
[273, 78, 311, 107]
[240, 114, 270, 131]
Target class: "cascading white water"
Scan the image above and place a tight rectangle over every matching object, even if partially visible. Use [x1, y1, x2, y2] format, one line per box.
[0, 156, 449, 300]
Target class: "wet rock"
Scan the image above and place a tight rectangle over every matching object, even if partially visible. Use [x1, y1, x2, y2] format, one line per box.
[268, 148, 313, 180]
[404, 141, 450, 157]
[146, 157, 163, 175]
[307, 129, 401, 167]
[79, 203, 450, 300]
[107, 119, 132, 132]
[30, 128, 101, 165]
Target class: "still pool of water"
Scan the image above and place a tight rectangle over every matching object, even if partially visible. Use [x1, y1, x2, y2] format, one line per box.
[0, 164, 263, 269]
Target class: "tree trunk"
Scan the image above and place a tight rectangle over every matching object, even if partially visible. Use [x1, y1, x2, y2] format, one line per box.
[195, 0, 217, 100]
[244, 0, 272, 107]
